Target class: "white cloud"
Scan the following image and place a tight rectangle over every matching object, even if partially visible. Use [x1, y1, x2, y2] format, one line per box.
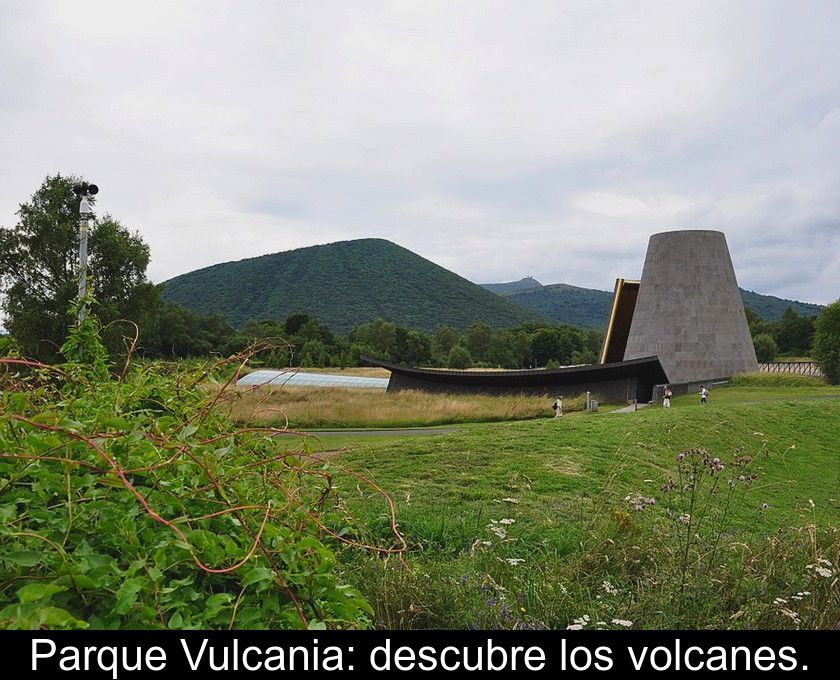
[0, 0, 838, 306]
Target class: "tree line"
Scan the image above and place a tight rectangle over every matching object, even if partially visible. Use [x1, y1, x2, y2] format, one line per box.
[744, 307, 816, 362]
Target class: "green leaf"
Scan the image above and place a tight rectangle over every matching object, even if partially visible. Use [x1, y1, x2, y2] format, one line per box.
[17, 583, 67, 604]
[241, 567, 275, 588]
[205, 593, 234, 609]
[307, 620, 327, 630]
[113, 577, 146, 615]
[178, 424, 199, 441]
[36, 606, 89, 629]
[4, 550, 41, 567]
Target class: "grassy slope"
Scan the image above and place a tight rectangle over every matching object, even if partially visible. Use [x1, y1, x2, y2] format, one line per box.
[338, 396, 840, 544]
[327, 393, 839, 628]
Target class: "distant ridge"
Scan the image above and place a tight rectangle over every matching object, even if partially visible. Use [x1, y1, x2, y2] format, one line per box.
[738, 289, 823, 322]
[162, 239, 547, 333]
[481, 280, 824, 327]
[480, 277, 543, 295]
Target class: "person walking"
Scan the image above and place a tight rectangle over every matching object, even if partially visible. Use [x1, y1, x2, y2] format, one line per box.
[700, 385, 709, 405]
[552, 396, 563, 418]
[663, 385, 672, 408]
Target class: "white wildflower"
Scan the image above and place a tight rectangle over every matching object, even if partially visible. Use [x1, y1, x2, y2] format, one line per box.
[611, 619, 633, 627]
[498, 518, 516, 525]
[601, 580, 619, 596]
[488, 525, 507, 540]
[780, 608, 800, 624]
[505, 558, 525, 566]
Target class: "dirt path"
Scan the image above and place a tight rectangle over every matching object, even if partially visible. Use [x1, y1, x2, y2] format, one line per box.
[305, 427, 460, 437]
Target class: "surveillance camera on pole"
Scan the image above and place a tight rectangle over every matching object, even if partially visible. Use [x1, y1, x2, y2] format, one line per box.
[74, 182, 99, 324]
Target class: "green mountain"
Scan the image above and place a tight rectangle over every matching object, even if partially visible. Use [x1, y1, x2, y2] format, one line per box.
[162, 239, 547, 333]
[481, 279, 823, 327]
[501, 283, 614, 328]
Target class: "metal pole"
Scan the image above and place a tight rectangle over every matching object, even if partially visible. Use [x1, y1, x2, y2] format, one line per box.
[78, 197, 91, 324]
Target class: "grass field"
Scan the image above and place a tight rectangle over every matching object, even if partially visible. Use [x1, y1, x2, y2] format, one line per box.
[295, 390, 840, 630]
[225, 386, 587, 429]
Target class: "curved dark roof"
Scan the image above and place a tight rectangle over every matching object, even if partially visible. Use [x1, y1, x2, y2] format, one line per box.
[360, 355, 669, 389]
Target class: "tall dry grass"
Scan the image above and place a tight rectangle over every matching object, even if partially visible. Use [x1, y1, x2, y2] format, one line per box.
[225, 386, 586, 428]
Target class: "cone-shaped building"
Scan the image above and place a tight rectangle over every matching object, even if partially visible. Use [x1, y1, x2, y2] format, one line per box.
[621, 230, 757, 384]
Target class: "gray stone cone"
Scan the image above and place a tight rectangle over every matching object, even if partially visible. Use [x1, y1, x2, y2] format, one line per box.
[623, 230, 758, 384]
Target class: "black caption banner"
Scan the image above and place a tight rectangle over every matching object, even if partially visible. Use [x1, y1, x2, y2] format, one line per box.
[2, 631, 835, 676]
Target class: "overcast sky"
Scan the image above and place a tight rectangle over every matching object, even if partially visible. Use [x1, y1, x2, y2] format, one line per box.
[1, 0, 838, 303]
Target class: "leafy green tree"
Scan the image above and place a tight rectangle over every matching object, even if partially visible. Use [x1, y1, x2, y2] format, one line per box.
[140, 302, 240, 358]
[349, 319, 398, 359]
[485, 330, 518, 368]
[774, 306, 814, 356]
[431, 325, 460, 363]
[448, 344, 472, 369]
[393, 328, 432, 366]
[465, 323, 493, 363]
[744, 307, 774, 338]
[812, 299, 840, 384]
[752, 333, 778, 363]
[570, 348, 598, 365]
[299, 339, 330, 367]
[0, 174, 156, 361]
[284, 312, 314, 336]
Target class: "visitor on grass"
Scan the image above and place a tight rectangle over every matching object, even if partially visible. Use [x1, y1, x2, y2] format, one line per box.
[663, 385, 672, 408]
[700, 385, 709, 405]
[553, 397, 563, 418]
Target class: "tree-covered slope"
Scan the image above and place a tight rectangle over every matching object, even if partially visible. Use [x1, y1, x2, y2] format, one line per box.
[738, 289, 823, 322]
[162, 239, 547, 333]
[502, 283, 613, 328]
[482, 280, 823, 328]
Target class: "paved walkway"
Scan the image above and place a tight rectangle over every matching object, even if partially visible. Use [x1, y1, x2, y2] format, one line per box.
[609, 402, 650, 414]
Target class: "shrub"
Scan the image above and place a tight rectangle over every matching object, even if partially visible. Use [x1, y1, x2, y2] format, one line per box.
[0, 312, 385, 629]
[752, 333, 778, 363]
[448, 345, 472, 369]
[812, 299, 840, 385]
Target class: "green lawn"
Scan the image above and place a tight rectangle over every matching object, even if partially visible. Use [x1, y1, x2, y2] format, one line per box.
[337, 397, 839, 546]
[671, 384, 840, 406]
[322, 392, 840, 630]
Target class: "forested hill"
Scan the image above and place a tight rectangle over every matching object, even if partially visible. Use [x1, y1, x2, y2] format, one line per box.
[481, 279, 824, 327]
[738, 289, 823, 322]
[501, 283, 614, 328]
[162, 239, 547, 333]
